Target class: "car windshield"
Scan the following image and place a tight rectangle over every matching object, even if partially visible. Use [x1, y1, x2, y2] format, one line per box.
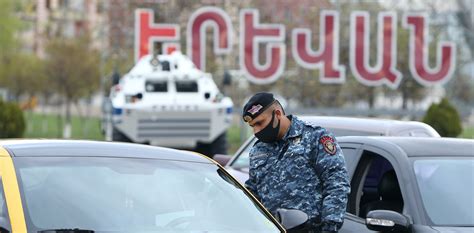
[413, 158, 474, 226]
[13, 157, 282, 233]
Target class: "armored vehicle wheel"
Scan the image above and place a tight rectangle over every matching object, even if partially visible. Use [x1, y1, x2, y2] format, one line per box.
[112, 127, 132, 142]
[195, 132, 228, 158]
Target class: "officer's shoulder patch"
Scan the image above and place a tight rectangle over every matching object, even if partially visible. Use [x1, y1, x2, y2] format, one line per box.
[320, 135, 337, 155]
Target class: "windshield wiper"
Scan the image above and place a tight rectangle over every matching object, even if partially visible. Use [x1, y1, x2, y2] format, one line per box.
[38, 228, 94, 233]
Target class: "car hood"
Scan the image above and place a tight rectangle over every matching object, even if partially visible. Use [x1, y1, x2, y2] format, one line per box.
[432, 226, 474, 232]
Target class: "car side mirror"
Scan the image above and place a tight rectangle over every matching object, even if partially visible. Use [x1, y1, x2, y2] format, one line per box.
[275, 208, 308, 232]
[213, 154, 232, 166]
[366, 210, 411, 233]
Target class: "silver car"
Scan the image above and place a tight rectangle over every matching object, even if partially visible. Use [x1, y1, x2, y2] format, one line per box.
[218, 116, 440, 183]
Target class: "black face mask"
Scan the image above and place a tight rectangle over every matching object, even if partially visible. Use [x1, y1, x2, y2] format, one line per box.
[255, 110, 280, 143]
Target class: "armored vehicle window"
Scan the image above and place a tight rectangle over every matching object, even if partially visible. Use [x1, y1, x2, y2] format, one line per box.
[176, 81, 198, 92]
[145, 81, 167, 92]
[160, 61, 170, 71]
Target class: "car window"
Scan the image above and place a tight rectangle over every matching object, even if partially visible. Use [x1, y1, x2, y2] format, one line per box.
[0, 177, 11, 232]
[348, 151, 404, 218]
[397, 131, 412, 136]
[329, 128, 382, 136]
[14, 157, 282, 233]
[395, 129, 433, 137]
[410, 130, 431, 137]
[413, 158, 474, 226]
[340, 147, 361, 177]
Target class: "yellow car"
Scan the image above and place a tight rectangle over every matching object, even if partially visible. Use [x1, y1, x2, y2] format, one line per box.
[0, 140, 301, 233]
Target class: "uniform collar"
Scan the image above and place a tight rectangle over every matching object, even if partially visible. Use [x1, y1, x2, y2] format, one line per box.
[282, 115, 304, 140]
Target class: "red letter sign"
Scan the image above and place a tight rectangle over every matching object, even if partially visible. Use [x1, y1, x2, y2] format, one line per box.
[403, 14, 456, 86]
[292, 11, 345, 83]
[350, 12, 402, 89]
[187, 7, 233, 71]
[134, 9, 179, 62]
[240, 9, 286, 84]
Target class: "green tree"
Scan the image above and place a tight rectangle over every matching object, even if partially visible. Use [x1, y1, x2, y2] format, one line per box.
[0, 99, 26, 138]
[45, 35, 100, 138]
[0, 53, 45, 102]
[395, 24, 427, 109]
[336, 1, 387, 109]
[0, 0, 21, 57]
[423, 98, 463, 137]
[0, 0, 22, 89]
[445, 0, 474, 105]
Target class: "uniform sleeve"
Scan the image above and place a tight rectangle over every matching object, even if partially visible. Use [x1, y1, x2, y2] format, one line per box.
[244, 147, 261, 201]
[313, 130, 351, 232]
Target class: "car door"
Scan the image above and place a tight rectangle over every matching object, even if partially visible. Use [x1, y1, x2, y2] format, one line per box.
[339, 142, 408, 233]
[338, 143, 375, 233]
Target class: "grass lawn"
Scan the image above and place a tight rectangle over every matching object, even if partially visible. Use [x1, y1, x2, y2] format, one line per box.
[460, 125, 474, 139]
[227, 124, 244, 155]
[24, 112, 104, 140]
[23, 112, 247, 154]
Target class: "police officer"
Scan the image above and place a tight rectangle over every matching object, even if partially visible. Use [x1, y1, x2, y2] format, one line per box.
[243, 92, 350, 233]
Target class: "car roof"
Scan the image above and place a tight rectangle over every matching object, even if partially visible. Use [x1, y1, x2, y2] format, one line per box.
[298, 116, 440, 137]
[338, 136, 474, 157]
[0, 139, 212, 163]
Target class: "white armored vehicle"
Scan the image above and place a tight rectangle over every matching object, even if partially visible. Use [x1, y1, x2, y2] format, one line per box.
[103, 51, 233, 157]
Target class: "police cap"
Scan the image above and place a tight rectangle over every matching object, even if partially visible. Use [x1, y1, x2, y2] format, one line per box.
[242, 92, 276, 122]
